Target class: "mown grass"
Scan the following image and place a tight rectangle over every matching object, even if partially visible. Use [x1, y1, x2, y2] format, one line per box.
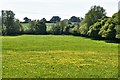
[2, 35, 118, 78]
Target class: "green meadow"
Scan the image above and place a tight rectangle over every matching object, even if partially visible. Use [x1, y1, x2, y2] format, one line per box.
[2, 35, 118, 78]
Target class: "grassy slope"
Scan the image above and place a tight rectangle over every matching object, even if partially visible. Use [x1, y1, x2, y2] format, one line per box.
[21, 23, 55, 33]
[2, 35, 118, 78]
[21, 23, 30, 31]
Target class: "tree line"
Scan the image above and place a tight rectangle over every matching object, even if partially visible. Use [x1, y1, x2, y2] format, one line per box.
[1, 5, 120, 40]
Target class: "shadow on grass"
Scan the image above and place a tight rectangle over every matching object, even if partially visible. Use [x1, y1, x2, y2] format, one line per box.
[91, 38, 120, 44]
[105, 39, 120, 44]
[75, 35, 120, 44]
[2, 34, 120, 44]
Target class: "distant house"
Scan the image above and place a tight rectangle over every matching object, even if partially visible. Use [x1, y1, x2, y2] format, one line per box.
[68, 16, 83, 26]
[69, 16, 81, 23]
[49, 16, 61, 23]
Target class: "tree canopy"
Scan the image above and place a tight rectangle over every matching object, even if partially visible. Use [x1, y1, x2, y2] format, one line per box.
[1, 6, 119, 41]
[79, 5, 106, 36]
[2, 10, 22, 35]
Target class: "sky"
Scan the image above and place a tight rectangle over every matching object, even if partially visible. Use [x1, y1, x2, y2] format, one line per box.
[0, 0, 119, 21]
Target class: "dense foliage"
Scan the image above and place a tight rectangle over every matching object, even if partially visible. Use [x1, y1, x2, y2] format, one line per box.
[2, 10, 22, 35]
[79, 5, 106, 36]
[1, 6, 120, 40]
[87, 11, 120, 39]
[113, 11, 120, 39]
[23, 19, 46, 34]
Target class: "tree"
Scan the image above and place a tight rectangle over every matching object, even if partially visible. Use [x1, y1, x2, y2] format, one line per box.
[99, 18, 116, 39]
[87, 18, 108, 39]
[28, 20, 36, 34]
[2, 10, 22, 35]
[79, 21, 88, 36]
[34, 20, 46, 34]
[61, 19, 70, 34]
[0, 16, 1, 26]
[13, 19, 23, 34]
[60, 19, 69, 34]
[70, 24, 80, 35]
[79, 5, 106, 36]
[40, 18, 47, 23]
[112, 11, 120, 39]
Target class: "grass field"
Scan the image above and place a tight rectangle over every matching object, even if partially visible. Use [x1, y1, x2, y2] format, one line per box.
[21, 23, 54, 33]
[2, 35, 118, 78]
[21, 23, 30, 32]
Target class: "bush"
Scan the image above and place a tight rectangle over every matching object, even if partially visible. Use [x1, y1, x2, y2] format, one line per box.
[87, 18, 108, 39]
[79, 23, 88, 36]
[87, 22, 101, 39]
[99, 18, 116, 39]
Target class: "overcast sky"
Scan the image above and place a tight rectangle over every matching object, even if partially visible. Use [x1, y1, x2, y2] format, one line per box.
[0, 0, 119, 21]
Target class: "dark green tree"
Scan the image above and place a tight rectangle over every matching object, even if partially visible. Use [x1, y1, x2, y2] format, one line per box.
[2, 10, 22, 35]
[28, 20, 36, 34]
[13, 19, 23, 34]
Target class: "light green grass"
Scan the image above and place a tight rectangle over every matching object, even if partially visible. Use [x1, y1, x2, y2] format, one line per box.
[21, 23, 30, 31]
[2, 35, 118, 78]
[21, 23, 54, 33]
